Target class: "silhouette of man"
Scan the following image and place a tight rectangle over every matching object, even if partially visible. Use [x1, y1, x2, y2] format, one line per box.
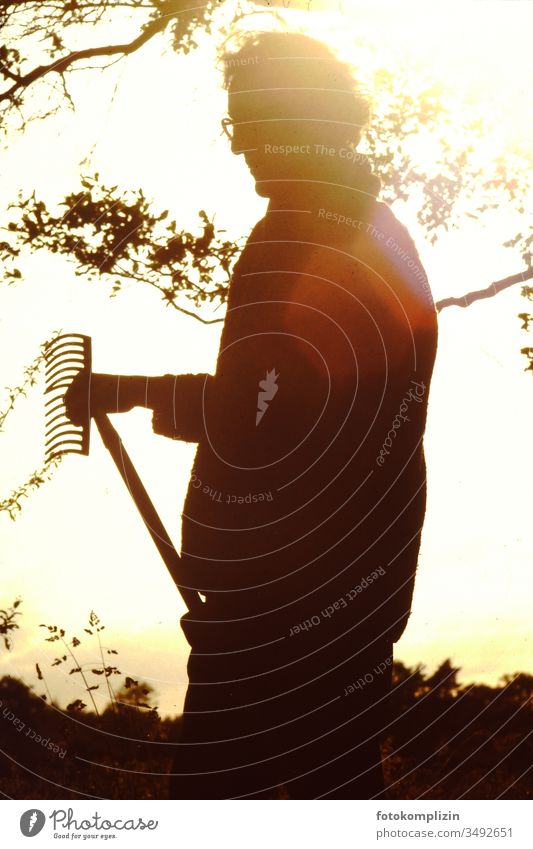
[67, 33, 437, 798]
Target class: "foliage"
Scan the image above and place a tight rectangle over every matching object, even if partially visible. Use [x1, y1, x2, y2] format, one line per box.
[383, 660, 533, 799]
[0, 333, 57, 434]
[0, 658, 531, 798]
[0, 597, 22, 650]
[361, 67, 533, 373]
[39, 610, 124, 715]
[363, 68, 530, 243]
[506, 238, 533, 372]
[116, 677, 157, 710]
[2, 176, 241, 322]
[0, 0, 221, 134]
[0, 331, 62, 520]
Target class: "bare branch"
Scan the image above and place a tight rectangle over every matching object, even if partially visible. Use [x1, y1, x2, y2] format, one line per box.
[0, 2, 177, 104]
[0, 0, 219, 130]
[436, 268, 533, 313]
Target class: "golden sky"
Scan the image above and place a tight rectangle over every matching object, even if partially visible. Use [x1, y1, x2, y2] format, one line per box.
[0, 0, 532, 715]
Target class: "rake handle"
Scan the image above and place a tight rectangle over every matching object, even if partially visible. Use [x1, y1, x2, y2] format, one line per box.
[93, 413, 203, 614]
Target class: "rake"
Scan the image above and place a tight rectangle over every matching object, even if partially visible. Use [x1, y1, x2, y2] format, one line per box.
[44, 333, 202, 614]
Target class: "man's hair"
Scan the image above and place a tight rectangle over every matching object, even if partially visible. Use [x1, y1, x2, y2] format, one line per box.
[220, 32, 371, 145]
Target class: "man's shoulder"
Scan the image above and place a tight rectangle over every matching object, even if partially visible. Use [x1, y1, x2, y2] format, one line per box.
[369, 200, 413, 245]
[369, 201, 437, 315]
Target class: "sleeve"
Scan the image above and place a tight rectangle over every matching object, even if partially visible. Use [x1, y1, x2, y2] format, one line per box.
[149, 373, 213, 443]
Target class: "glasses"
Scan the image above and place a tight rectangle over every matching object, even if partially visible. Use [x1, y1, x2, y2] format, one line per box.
[221, 117, 235, 140]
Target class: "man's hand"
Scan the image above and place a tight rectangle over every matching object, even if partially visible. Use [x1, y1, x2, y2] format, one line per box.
[64, 373, 141, 426]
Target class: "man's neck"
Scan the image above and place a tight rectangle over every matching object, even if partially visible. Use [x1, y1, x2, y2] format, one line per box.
[264, 179, 378, 240]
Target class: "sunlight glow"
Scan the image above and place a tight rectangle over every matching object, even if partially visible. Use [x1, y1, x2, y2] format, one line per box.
[1, 0, 532, 714]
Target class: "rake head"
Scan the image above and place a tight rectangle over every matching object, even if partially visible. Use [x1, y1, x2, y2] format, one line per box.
[44, 334, 92, 461]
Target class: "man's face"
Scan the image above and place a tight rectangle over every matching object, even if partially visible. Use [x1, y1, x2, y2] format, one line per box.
[226, 88, 326, 200]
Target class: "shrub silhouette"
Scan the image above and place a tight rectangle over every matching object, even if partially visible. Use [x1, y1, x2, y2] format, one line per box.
[1, 660, 530, 799]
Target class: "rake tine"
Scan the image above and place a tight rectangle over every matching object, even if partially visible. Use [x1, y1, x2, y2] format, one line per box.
[45, 352, 86, 371]
[46, 445, 84, 462]
[45, 397, 66, 411]
[45, 396, 71, 411]
[47, 447, 84, 460]
[44, 365, 86, 391]
[44, 333, 91, 459]
[46, 410, 72, 429]
[45, 419, 83, 441]
[45, 427, 85, 447]
[45, 378, 81, 395]
[44, 340, 87, 362]
[45, 332, 88, 347]
[45, 339, 86, 354]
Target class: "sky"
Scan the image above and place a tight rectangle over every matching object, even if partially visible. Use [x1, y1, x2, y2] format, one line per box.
[0, 0, 532, 716]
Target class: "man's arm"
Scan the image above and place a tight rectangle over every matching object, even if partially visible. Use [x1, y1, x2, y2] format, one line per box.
[65, 372, 213, 443]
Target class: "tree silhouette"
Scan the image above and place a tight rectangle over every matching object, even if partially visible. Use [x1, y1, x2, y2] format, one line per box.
[115, 677, 157, 710]
[2, 176, 240, 323]
[1, 658, 531, 798]
[499, 673, 533, 705]
[0, 0, 220, 134]
[425, 659, 461, 700]
[2, 60, 532, 317]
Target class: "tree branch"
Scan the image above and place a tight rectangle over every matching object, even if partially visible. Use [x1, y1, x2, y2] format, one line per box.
[436, 267, 533, 313]
[0, 0, 190, 104]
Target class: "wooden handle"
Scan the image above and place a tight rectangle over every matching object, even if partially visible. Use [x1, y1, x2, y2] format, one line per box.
[93, 413, 203, 613]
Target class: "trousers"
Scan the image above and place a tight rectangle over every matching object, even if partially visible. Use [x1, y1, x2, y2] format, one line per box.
[169, 606, 393, 799]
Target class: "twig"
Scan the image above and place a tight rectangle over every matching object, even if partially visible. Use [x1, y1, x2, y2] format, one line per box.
[0, 1, 182, 104]
[436, 268, 533, 313]
[60, 636, 100, 717]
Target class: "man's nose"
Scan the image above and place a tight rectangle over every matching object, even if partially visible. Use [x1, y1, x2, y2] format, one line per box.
[231, 127, 246, 155]
[231, 124, 257, 156]
[231, 133, 242, 155]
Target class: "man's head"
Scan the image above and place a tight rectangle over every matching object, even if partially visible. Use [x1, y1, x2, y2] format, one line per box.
[221, 33, 372, 203]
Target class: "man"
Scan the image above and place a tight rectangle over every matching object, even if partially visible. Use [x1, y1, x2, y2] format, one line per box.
[67, 32, 438, 798]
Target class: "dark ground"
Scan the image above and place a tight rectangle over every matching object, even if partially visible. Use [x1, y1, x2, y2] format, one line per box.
[1, 662, 531, 800]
